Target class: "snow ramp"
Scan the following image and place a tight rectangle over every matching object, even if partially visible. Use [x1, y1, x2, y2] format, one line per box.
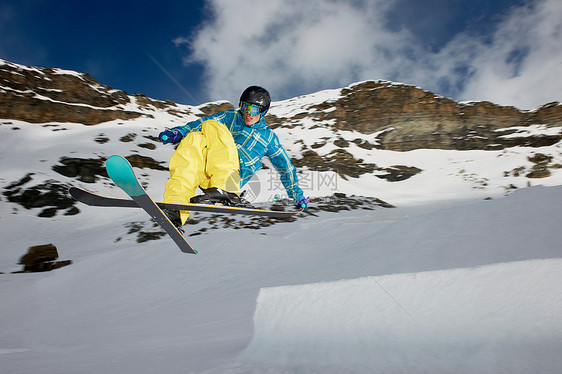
[242, 259, 562, 374]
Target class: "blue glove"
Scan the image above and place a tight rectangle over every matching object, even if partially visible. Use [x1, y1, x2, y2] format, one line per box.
[295, 196, 310, 210]
[159, 128, 183, 144]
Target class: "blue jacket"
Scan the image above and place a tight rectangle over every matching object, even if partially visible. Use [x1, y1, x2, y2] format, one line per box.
[172, 109, 305, 202]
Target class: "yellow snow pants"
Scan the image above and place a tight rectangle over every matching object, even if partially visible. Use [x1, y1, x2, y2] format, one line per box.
[164, 120, 240, 224]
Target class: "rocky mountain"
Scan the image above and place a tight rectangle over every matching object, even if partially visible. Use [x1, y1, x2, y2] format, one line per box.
[269, 80, 562, 151]
[1, 58, 561, 235]
[0, 59, 231, 125]
[2, 59, 561, 151]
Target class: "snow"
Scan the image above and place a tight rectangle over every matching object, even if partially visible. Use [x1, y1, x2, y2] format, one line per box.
[496, 124, 562, 138]
[1, 80, 562, 373]
[3, 185, 561, 374]
[246, 259, 562, 373]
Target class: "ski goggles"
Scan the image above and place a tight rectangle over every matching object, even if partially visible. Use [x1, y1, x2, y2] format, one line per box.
[240, 101, 264, 116]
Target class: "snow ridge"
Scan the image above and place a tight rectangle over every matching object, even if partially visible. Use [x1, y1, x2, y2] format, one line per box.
[245, 259, 562, 373]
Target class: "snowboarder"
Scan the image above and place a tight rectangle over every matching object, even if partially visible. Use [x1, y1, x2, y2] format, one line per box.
[158, 86, 309, 227]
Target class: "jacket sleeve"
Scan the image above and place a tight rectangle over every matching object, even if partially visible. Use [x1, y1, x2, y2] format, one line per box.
[266, 133, 305, 203]
[171, 110, 235, 138]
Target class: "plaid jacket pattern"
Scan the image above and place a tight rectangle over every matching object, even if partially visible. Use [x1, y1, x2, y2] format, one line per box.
[173, 109, 305, 202]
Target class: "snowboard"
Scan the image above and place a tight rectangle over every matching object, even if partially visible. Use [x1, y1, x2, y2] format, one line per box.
[104, 155, 197, 254]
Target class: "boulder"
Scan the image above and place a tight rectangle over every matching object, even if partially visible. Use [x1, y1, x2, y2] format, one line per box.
[16, 244, 72, 273]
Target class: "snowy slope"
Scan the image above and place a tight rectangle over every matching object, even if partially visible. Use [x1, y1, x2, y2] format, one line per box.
[1, 186, 561, 374]
[1, 76, 562, 373]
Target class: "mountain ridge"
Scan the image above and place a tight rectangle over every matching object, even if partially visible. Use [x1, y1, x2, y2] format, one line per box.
[1, 58, 560, 152]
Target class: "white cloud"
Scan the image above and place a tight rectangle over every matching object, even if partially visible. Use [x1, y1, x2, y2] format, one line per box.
[180, 0, 406, 103]
[180, 0, 561, 110]
[454, 0, 562, 109]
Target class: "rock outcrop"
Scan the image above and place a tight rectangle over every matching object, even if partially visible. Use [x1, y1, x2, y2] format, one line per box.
[268, 81, 562, 151]
[16, 243, 71, 273]
[0, 59, 190, 125]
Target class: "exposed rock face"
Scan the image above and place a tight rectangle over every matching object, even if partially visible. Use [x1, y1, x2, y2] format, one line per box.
[199, 101, 234, 115]
[2, 60, 560, 150]
[3, 174, 78, 217]
[268, 81, 562, 151]
[0, 60, 189, 125]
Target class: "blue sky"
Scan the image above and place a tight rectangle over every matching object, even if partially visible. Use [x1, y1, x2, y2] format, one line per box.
[1, 0, 560, 109]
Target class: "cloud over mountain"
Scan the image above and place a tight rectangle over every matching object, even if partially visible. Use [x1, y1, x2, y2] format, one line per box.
[179, 0, 561, 110]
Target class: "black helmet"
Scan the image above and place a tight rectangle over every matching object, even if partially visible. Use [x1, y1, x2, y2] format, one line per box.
[239, 86, 271, 112]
